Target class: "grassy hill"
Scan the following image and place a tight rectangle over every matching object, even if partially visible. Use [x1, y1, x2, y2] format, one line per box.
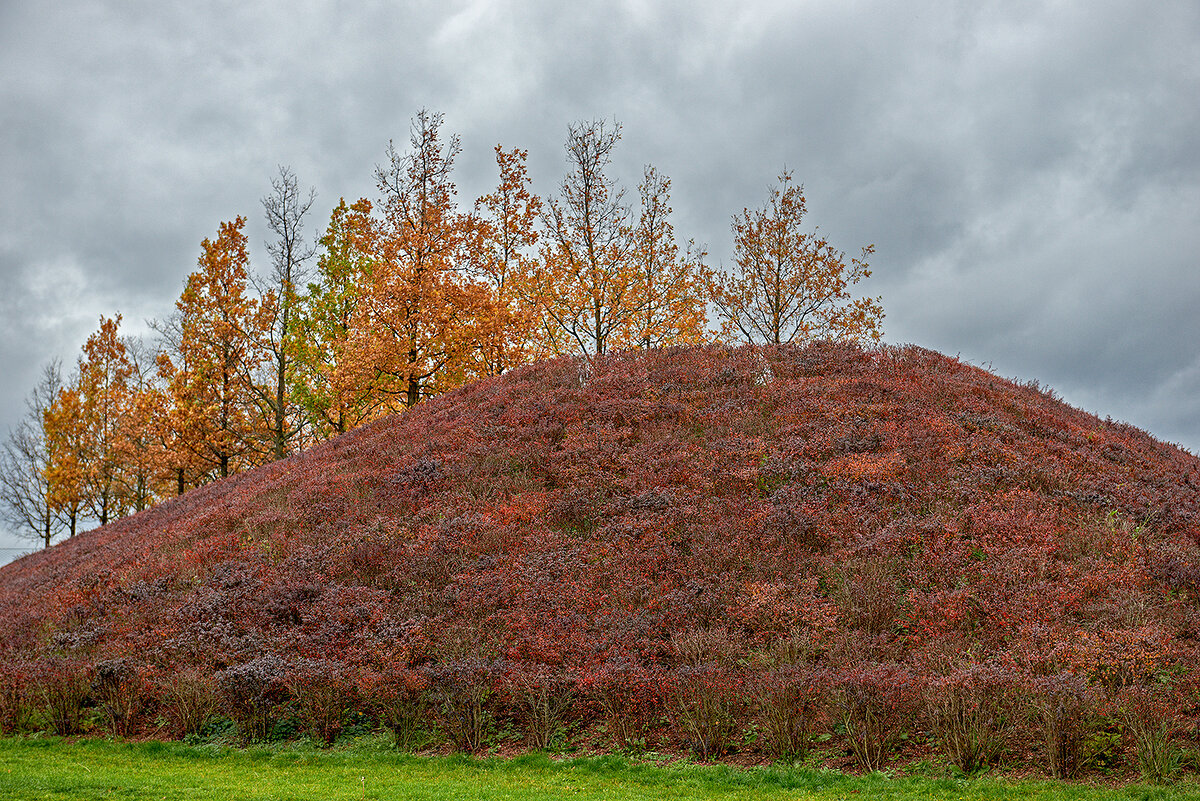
[2, 342, 1199, 778]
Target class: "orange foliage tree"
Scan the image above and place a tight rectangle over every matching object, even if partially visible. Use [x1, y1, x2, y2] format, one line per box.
[46, 317, 164, 523]
[621, 165, 709, 349]
[353, 110, 491, 408]
[106, 335, 174, 512]
[708, 171, 882, 344]
[72, 315, 134, 525]
[42, 384, 87, 537]
[157, 217, 273, 482]
[465, 145, 545, 376]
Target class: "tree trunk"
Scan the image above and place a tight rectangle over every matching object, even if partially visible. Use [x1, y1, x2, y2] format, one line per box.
[406, 348, 421, 408]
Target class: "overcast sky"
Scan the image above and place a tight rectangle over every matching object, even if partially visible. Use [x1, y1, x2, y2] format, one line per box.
[2, 1, 1198, 562]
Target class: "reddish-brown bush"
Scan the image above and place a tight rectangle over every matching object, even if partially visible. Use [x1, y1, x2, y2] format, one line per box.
[925, 663, 1015, 774]
[504, 663, 577, 750]
[32, 657, 91, 735]
[1115, 684, 1185, 783]
[832, 663, 920, 772]
[1026, 672, 1097, 780]
[285, 658, 355, 746]
[360, 667, 431, 751]
[583, 660, 664, 752]
[215, 656, 288, 743]
[669, 664, 747, 760]
[749, 666, 823, 760]
[0, 662, 35, 734]
[424, 658, 503, 753]
[92, 658, 142, 737]
[155, 666, 219, 737]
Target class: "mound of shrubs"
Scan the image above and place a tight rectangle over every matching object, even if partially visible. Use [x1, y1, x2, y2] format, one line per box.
[2, 343, 1199, 783]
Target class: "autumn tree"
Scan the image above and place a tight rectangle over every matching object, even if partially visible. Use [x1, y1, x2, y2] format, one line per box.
[0, 362, 64, 549]
[150, 373, 209, 496]
[42, 382, 87, 538]
[157, 217, 273, 481]
[536, 118, 637, 357]
[290, 197, 389, 437]
[114, 335, 169, 511]
[37, 316, 145, 527]
[73, 315, 134, 525]
[356, 110, 491, 408]
[254, 166, 316, 458]
[622, 165, 709, 349]
[465, 145, 544, 376]
[707, 171, 882, 344]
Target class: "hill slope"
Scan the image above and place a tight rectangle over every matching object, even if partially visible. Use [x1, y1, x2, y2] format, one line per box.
[2, 342, 1199, 753]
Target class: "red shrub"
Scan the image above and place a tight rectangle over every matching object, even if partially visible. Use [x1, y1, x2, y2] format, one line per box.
[827, 555, 907, 636]
[926, 663, 1015, 774]
[831, 663, 920, 772]
[1115, 683, 1185, 783]
[1025, 672, 1098, 780]
[155, 666, 219, 737]
[31, 657, 91, 735]
[92, 658, 142, 737]
[749, 666, 823, 760]
[0, 662, 35, 734]
[503, 663, 577, 750]
[1064, 626, 1174, 691]
[285, 658, 356, 746]
[582, 660, 664, 753]
[215, 656, 288, 743]
[360, 667, 431, 751]
[423, 658, 503, 753]
[669, 664, 747, 760]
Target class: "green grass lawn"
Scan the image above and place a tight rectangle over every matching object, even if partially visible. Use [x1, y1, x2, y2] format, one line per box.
[0, 737, 1195, 801]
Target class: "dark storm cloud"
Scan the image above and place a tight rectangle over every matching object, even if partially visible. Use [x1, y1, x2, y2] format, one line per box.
[1, 1, 1198, 559]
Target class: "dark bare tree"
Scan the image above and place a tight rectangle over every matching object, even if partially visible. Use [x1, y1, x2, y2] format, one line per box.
[0, 361, 64, 549]
[537, 118, 637, 357]
[256, 165, 317, 459]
